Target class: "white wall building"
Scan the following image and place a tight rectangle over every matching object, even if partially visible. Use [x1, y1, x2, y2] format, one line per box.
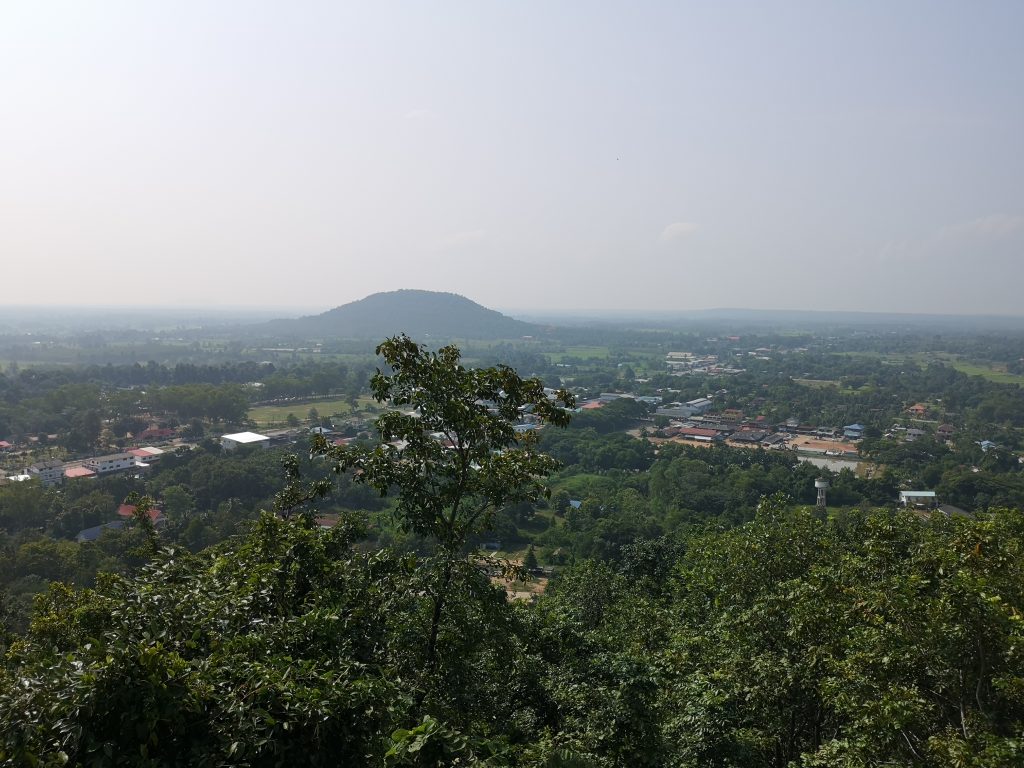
[84, 453, 139, 474]
[221, 431, 271, 451]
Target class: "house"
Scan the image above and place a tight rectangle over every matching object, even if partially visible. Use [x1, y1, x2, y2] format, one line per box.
[28, 459, 65, 487]
[221, 431, 271, 451]
[0, 440, 13, 452]
[937, 504, 972, 518]
[76, 520, 126, 543]
[117, 503, 164, 526]
[978, 440, 999, 453]
[129, 446, 165, 463]
[656, 404, 696, 419]
[695, 420, 734, 436]
[676, 427, 720, 442]
[843, 424, 865, 440]
[937, 424, 955, 441]
[730, 429, 768, 444]
[907, 403, 929, 417]
[84, 452, 140, 475]
[899, 490, 937, 508]
[905, 428, 927, 442]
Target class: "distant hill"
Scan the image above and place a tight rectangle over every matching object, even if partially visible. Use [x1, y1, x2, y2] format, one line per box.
[261, 290, 539, 340]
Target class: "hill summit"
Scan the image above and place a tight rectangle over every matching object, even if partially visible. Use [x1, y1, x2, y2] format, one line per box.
[265, 290, 538, 340]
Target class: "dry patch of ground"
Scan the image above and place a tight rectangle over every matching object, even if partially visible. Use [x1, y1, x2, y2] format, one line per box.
[788, 435, 859, 454]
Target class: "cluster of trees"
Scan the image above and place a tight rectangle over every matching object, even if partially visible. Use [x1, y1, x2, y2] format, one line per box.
[0, 441, 377, 632]
[3, 501, 1022, 765]
[0, 359, 378, 453]
[2, 334, 1024, 764]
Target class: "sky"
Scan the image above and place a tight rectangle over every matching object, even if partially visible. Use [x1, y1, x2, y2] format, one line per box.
[2, 1, 1023, 316]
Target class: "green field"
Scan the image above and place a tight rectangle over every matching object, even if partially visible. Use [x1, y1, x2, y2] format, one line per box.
[547, 345, 611, 363]
[248, 396, 374, 426]
[942, 360, 1024, 385]
[838, 351, 1024, 385]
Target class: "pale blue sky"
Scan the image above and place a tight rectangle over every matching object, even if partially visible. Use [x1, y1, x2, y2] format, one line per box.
[2, 2, 1022, 314]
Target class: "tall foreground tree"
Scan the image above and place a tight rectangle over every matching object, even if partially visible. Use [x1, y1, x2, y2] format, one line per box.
[311, 334, 574, 671]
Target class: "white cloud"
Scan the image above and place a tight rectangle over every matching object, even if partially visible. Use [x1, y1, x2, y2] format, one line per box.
[940, 213, 1024, 240]
[660, 221, 698, 242]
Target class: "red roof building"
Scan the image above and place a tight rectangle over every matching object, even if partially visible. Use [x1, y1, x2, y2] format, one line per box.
[116, 504, 164, 524]
[677, 427, 719, 440]
[64, 466, 97, 480]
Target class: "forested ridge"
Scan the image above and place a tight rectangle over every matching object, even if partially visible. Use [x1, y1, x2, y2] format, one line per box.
[2, 503, 1021, 766]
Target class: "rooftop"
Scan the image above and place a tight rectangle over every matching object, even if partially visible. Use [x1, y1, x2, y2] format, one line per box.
[222, 431, 270, 443]
[64, 466, 96, 479]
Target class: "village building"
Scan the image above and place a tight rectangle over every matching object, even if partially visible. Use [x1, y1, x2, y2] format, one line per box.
[28, 459, 65, 487]
[221, 431, 271, 451]
[76, 520, 126, 543]
[64, 466, 97, 481]
[84, 453, 140, 475]
[117, 503, 165, 526]
[899, 490, 938, 508]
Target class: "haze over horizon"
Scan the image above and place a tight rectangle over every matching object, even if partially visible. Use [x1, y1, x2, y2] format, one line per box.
[3, 2, 1022, 315]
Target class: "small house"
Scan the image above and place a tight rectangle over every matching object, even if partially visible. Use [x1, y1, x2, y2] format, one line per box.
[843, 423, 865, 440]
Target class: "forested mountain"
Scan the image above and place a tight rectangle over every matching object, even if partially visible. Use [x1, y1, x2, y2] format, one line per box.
[260, 290, 540, 340]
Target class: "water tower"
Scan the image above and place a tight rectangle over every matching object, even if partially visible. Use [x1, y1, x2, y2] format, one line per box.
[815, 477, 830, 510]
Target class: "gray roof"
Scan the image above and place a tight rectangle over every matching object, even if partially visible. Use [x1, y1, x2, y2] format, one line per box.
[76, 520, 126, 542]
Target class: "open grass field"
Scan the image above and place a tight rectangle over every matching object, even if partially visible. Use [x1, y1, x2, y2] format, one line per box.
[837, 350, 1024, 385]
[248, 396, 374, 426]
[942, 360, 1024, 385]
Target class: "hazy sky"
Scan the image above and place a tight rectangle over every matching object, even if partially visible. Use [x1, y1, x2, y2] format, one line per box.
[2, 2, 1022, 315]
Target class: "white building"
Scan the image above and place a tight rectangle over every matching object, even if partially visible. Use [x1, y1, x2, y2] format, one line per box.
[899, 490, 937, 508]
[221, 431, 271, 451]
[85, 453, 139, 474]
[28, 460, 65, 487]
[685, 397, 714, 414]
